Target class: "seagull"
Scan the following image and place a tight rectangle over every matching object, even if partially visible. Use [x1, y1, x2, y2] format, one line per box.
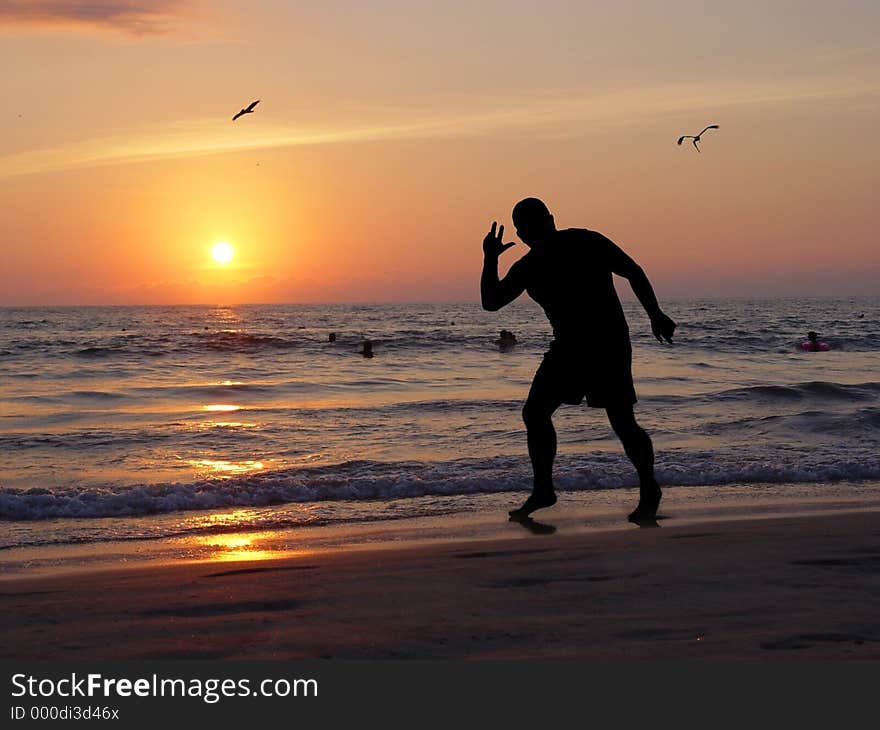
[677, 124, 719, 152]
[232, 100, 260, 122]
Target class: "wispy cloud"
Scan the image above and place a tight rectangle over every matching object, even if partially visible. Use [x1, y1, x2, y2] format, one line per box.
[2, 78, 877, 180]
[0, 0, 199, 36]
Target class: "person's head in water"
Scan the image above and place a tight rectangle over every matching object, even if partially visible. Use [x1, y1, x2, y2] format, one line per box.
[512, 197, 556, 249]
[807, 331, 818, 343]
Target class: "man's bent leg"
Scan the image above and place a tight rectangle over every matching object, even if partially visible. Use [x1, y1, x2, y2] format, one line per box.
[510, 391, 563, 517]
[606, 403, 662, 521]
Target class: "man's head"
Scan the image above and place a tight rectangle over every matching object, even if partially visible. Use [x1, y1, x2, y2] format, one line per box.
[512, 197, 556, 248]
[807, 331, 818, 341]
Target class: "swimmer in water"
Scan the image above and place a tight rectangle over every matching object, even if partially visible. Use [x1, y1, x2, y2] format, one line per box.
[496, 329, 517, 351]
[803, 331, 829, 352]
[360, 339, 374, 358]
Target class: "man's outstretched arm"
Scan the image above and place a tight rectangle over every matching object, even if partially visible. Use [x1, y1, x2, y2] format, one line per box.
[481, 222, 525, 311]
[599, 233, 676, 343]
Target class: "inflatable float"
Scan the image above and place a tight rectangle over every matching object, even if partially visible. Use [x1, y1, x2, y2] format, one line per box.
[800, 341, 830, 352]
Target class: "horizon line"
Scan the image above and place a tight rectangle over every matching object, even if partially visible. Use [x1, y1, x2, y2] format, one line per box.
[2, 294, 878, 309]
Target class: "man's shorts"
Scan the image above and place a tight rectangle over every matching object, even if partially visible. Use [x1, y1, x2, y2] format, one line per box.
[528, 339, 637, 408]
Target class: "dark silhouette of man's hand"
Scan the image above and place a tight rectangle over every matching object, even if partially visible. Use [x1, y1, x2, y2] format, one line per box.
[650, 312, 676, 343]
[483, 221, 516, 258]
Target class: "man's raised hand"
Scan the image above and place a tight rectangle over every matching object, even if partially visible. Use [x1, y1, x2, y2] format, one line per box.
[483, 222, 516, 258]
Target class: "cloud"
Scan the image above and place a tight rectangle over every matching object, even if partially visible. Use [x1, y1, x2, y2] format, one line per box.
[1, 77, 878, 180]
[0, 0, 198, 35]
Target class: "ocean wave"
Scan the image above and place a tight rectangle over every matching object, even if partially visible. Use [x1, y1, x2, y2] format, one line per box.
[132, 382, 276, 399]
[74, 346, 118, 357]
[46, 336, 880, 360]
[0, 506, 467, 551]
[69, 390, 127, 399]
[788, 407, 880, 435]
[696, 407, 880, 438]
[716, 381, 880, 402]
[187, 331, 298, 352]
[3, 447, 879, 521]
[9, 328, 880, 360]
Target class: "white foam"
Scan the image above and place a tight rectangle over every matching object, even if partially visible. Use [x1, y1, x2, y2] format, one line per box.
[3, 448, 879, 521]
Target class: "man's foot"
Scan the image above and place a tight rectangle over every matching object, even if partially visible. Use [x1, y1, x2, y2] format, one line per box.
[628, 483, 662, 524]
[509, 491, 557, 518]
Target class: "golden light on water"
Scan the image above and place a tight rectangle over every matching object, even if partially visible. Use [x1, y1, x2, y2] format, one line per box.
[203, 404, 241, 412]
[186, 458, 265, 475]
[214, 535, 251, 548]
[193, 531, 275, 563]
[201, 509, 259, 527]
[211, 241, 234, 265]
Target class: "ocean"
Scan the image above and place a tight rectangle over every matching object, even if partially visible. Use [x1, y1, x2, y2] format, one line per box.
[1, 298, 879, 568]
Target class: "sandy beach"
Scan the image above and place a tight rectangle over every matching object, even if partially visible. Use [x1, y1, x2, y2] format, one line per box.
[4, 506, 880, 660]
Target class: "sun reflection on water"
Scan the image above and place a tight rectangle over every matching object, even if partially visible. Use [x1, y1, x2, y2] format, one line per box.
[186, 458, 265, 475]
[193, 532, 276, 562]
[185, 522, 311, 564]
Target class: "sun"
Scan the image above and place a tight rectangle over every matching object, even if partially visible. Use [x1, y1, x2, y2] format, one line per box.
[211, 241, 234, 265]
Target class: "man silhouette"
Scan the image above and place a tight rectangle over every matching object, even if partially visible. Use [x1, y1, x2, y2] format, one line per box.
[481, 198, 676, 523]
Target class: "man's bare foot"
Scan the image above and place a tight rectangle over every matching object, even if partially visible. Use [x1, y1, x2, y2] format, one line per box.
[509, 491, 557, 518]
[628, 482, 661, 524]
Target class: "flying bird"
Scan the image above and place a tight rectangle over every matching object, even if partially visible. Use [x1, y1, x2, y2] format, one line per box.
[232, 100, 260, 121]
[677, 124, 719, 152]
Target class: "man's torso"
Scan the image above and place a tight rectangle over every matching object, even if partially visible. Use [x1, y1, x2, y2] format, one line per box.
[513, 228, 629, 345]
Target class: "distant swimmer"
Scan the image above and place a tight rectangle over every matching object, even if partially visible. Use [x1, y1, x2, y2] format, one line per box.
[232, 99, 260, 121]
[801, 331, 830, 352]
[677, 124, 719, 153]
[329, 332, 337, 342]
[495, 329, 517, 351]
[360, 339, 374, 358]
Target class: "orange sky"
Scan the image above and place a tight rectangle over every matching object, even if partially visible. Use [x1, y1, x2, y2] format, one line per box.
[1, 0, 878, 304]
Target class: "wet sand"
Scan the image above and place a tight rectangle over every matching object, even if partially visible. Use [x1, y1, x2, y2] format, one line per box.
[3, 509, 880, 659]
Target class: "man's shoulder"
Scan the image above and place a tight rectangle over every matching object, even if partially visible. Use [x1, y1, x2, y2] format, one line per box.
[559, 228, 610, 256]
[560, 227, 602, 242]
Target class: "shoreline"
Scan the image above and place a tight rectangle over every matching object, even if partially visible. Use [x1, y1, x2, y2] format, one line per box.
[4, 481, 880, 579]
[4, 505, 880, 659]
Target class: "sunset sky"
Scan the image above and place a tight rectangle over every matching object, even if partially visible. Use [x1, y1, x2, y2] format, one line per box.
[1, 0, 877, 305]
